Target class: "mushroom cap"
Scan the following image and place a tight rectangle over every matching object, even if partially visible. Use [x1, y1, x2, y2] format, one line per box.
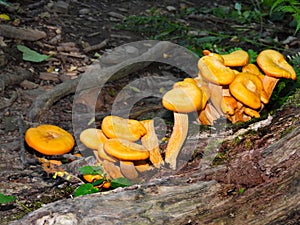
[242, 63, 265, 80]
[101, 115, 147, 142]
[162, 81, 202, 113]
[198, 55, 236, 85]
[221, 49, 249, 67]
[25, 124, 74, 155]
[80, 128, 108, 150]
[104, 138, 150, 161]
[98, 144, 117, 162]
[229, 72, 264, 109]
[257, 49, 296, 80]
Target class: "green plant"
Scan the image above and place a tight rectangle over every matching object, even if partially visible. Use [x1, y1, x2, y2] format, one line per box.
[115, 8, 189, 41]
[270, 0, 300, 33]
[74, 165, 131, 197]
[0, 192, 31, 212]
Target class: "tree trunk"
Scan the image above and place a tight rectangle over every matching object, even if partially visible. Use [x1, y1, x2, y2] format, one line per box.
[11, 96, 300, 225]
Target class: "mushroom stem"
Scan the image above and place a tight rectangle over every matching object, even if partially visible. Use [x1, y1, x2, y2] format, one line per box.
[102, 159, 124, 180]
[262, 76, 279, 102]
[207, 82, 224, 115]
[119, 161, 139, 180]
[141, 120, 164, 168]
[165, 112, 189, 170]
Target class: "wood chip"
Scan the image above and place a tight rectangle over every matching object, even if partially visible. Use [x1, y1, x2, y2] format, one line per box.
[0, 24, 46, 41]
[39, 72, 59, 81]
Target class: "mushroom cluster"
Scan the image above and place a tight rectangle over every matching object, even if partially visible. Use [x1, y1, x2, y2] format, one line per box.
[194, 49, 296, 125]
[80, 115, 164, 180]
[80, 49, 296, 173]
[161, 49, 296, 169]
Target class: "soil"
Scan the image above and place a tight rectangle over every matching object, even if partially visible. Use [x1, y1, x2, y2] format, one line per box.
[0, 0, 299, 224]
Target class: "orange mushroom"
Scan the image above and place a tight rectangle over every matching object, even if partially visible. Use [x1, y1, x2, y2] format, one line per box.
[221, 49, 249, 67]
[257, 49, 296, 80]
[162, 81, 203, 169]
[25, 124, 74, 155]
[242, 64, 265, 81]
[162, 81, 203, 113]
[229, 72, 266, 109]
[198, 55, 236, 85]
[80, 128, 108, 150]
[103, 138, 150, 161]
[221, 96, 238, 116]
[101, 115, 147, 142]
[257, 49, 297, 102]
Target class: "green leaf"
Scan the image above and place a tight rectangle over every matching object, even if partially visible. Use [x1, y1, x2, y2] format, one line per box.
[74, 183, 99, 197]
[79, 165, 103, 175]
[0, 192, 16, 204]
[110, 177, 132, 188]
[92, 178, 105, 186]
[17, 45, 50, 62]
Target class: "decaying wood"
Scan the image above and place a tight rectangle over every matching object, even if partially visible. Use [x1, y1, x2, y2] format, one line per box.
[11, 111, 300, 224]
[0, 24, 46, 41]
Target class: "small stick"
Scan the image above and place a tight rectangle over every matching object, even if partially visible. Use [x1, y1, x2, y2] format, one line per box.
[83, 39, 109, 53]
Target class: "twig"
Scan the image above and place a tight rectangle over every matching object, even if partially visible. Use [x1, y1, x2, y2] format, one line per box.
[83, 39, 109, 53]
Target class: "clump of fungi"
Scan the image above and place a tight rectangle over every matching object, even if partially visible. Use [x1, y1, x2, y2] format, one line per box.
[73, 49, 298, 181]
[24, 48, 297, 183]
[80, 116, 164, 181]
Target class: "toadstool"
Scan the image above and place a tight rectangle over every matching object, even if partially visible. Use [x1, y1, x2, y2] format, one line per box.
[221, 49, 249, 67]
[101, 115, 147, 142]
[198, 55, 236, 85]
[25, 124, 74, 155]
[103, 138, 150, 161]
[80, 128, 108, 150]
[162, 80, 203, 169]
[257, 49, 297, 102]
[229, 72, 266, 109]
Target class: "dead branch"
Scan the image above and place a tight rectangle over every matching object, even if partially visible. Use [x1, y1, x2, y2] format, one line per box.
[0, 24, 46, 41]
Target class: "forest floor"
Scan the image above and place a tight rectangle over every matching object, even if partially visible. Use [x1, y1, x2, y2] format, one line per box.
[0, 0, 299, 224]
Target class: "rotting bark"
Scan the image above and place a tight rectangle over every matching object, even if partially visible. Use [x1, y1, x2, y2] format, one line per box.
[11, 114, 300, 225]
